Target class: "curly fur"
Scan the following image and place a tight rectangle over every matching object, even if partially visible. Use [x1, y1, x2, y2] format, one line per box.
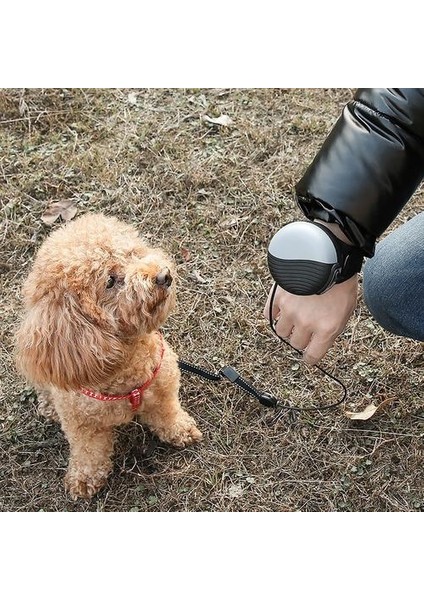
[15, 213, 202, 499]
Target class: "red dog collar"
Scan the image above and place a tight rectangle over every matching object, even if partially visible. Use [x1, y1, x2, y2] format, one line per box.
[80, 333, 165, 411]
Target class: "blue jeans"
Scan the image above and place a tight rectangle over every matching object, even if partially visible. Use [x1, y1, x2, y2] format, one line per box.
[363, 211, 424, 341]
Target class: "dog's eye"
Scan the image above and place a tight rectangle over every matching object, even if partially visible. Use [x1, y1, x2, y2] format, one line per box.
[106, 275, 117, 289]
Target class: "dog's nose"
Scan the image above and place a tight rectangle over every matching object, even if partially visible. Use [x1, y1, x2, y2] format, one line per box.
[155, 269, 173, 288]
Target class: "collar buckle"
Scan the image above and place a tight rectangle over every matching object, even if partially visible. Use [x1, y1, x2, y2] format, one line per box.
[129, 388, 142, 411]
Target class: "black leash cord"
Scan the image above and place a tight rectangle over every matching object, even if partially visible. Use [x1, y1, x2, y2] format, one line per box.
[178, 360, 278, 409]
[178, 282, 347, 416]
[268, 281, 347, 412]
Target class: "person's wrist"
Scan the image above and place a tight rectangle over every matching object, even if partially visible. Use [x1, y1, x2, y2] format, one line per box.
[312, 220, 364, 285]
[323, 271, 358, 294]
[313, 219, 354, 245]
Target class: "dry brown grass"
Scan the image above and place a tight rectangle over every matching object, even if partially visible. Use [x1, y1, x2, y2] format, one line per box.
[1, 88, 423, 512]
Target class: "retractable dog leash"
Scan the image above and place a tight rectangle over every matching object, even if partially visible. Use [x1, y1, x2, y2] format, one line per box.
[178, 221, 357, 420]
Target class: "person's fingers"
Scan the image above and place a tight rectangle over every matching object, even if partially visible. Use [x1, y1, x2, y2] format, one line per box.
[274, 314, 294, 339]
[263, 286, 281, 322]
[303, 333, 335, 365]
[264, 276, 358, 364]
[288, 327, 313, 352]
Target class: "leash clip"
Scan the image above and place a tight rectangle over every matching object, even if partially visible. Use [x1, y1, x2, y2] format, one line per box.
[220, 366, 278, 408]
[257, 392, 277, 408]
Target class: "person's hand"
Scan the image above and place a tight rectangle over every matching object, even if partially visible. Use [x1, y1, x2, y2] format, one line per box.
[264, 274, 358, 365]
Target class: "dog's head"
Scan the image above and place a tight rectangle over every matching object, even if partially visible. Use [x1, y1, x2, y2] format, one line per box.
[15, 213, 176, 390]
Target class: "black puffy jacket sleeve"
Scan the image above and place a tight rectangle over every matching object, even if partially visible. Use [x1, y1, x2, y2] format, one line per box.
[295, 88, 424, 256]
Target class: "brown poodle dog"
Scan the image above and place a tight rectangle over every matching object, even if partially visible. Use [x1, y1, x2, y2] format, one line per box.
[15, 213, 202, 500]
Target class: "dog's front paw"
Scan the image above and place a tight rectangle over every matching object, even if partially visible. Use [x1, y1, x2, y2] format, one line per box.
[158, 411, 203, 448]
[37, 390, 59, 422]
[64, 464, 111, 500]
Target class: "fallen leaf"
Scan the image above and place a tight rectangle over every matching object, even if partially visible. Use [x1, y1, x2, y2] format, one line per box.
[228, 483, 244, 498]
[19, 95, 29, 117]
[192, 270, 208, 284]
[220, 217, 239, 228]
[127, 92, 138, 106]
[41, 200, 78, 225]
[198, 94, 208, 108]
[181, 248, 191, 262]
[220, 215, 249, 228]
[345, 398, 393, 421]
[202, 114, 233, 127]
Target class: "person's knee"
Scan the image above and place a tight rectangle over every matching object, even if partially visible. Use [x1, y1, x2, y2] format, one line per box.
[363, 213, 424, 340]
[362, 254, 390, 325]
[363, 244, 421, 339]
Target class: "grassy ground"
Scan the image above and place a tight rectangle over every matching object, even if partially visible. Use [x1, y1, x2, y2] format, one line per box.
[1, 88, 423, 512]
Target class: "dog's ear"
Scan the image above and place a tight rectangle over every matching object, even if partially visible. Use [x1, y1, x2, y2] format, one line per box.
[15, 291, 124, 390]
